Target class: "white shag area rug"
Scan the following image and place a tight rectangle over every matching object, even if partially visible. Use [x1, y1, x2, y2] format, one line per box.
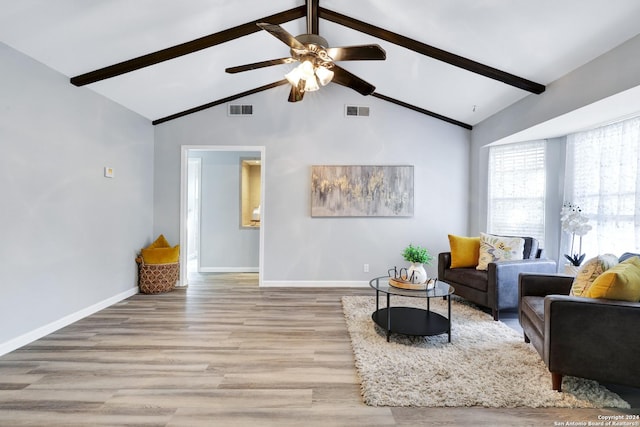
[342, 295, 630, 408]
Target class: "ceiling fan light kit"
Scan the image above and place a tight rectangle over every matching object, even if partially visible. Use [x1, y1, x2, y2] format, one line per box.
[226, 21, 386, 102]
[315, 65, 334, 86]
[285, 60, 334, 92]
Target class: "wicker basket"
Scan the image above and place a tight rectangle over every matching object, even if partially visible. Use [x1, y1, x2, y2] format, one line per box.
[136, 256, 179, 294]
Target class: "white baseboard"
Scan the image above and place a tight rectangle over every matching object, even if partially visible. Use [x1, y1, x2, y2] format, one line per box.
[260, 280, 370, 288]
[199, 267, 259, 273]
[0, 287, 138, 357]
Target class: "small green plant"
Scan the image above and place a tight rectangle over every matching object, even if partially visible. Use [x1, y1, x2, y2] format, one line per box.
[402, 244, 433, 265]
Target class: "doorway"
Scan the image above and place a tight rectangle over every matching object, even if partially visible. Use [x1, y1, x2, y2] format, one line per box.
[186, 157, 202, 273]
[179, 145, 265, 287]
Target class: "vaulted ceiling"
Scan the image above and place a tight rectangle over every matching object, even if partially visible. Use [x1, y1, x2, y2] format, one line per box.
[2, 0, 640, 129]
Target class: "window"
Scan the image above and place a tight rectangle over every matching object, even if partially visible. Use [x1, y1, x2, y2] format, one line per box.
[487, 140, 546, 245]
[565, 116, 640, 257]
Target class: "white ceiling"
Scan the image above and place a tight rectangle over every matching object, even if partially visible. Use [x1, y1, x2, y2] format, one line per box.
[2, 0, 640, 127]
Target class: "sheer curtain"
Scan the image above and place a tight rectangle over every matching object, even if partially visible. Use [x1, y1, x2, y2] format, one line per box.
[565, 116, 640, 258]
[487, 140, 546, 245]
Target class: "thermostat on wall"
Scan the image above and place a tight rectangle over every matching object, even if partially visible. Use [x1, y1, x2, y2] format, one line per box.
[104, 167, 114, 178]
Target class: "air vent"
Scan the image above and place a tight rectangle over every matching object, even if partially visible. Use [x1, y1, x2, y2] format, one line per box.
[228, 104, 253, 116]
[345, 105, 370, 117]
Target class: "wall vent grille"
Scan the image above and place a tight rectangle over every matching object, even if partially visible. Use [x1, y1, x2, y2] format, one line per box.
[345, 105, 370, 117]
[228, 104, 253, 116]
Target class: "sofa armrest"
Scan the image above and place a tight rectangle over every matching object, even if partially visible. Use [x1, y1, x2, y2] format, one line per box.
[437, 252, 452, 280]
[491, 258, 558, 277]
[487, 259, 557, 300]
[518, 273, 573, 298]
[544, 295, 640, 386]
[488, 259, 558, 307]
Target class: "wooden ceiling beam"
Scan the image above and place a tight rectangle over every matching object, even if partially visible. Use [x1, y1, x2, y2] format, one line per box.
[307, 0, 319, 34]
[372, 93, 472, 130]
[70, 6, 305, 86]
[152, 80, 472, 130]
[152, 80, 289, 125]
[319, 8, 545, 95]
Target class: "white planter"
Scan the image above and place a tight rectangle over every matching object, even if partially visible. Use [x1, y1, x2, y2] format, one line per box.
[407, 262, 427, 283]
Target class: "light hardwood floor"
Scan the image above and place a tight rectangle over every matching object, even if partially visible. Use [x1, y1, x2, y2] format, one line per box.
[0, 273, 637, 426]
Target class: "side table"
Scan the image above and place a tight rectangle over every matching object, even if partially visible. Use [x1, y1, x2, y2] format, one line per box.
[369, 276, 455, 342]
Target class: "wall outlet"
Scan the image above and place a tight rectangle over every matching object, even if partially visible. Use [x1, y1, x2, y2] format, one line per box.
[363, 264, 369, 273]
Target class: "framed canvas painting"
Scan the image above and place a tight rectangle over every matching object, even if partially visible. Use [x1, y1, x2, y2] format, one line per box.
[311, 165, 414, 217]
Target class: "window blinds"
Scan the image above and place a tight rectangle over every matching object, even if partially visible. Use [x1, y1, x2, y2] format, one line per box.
[488, 140, 546, 245]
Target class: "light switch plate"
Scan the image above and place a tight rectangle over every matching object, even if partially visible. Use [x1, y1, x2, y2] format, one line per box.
[104, 167, 114, 178]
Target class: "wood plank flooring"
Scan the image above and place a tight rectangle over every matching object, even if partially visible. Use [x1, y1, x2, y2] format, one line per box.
[0, 273, 637, 426]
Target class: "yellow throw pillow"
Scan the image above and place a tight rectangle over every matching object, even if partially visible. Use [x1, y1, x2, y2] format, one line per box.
[147, 234, 170, 249]
[586, 256, 640, 301]
[448, 234, 480, 268]
[569, 254, 619, 297]
[476, 233, 525, 271]
[141, 245, 180, 264]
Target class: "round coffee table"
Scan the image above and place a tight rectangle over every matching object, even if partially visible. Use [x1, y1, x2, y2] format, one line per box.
[369, 276, 455, 342]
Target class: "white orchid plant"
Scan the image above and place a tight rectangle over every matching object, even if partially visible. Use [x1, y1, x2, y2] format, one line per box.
[561, 201, 592, 266]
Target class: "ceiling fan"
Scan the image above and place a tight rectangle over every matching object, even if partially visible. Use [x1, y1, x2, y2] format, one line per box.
[225, 20, 386, 102]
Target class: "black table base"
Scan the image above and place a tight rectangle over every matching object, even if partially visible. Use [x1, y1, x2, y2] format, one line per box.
[370, 276, 453, 343]
[372, 307, 450, 341]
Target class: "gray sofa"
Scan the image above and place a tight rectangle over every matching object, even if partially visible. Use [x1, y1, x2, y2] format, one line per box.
[519, 253, 640, 391]
[438, 237, 557, 320]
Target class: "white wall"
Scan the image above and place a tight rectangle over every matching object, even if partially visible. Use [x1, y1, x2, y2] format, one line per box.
[191, 150, 260, 271]
[469, 33, 640, 250]
[0, 43, 154, 352]
[154, 83, 471, 284]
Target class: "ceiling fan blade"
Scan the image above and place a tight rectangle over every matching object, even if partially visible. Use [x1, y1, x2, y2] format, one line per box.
[257, 22, 307, 51]
[331, 65, 376, 96]
[226, 57, 296, 74]
[326, 45, 386, 61]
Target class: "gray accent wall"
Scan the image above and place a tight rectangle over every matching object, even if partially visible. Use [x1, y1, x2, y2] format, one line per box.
[0, 43, 154, 347]
[154, 85, 471, 284]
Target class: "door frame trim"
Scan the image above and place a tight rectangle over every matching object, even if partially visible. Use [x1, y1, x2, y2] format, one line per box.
[180, 145, 265, 287]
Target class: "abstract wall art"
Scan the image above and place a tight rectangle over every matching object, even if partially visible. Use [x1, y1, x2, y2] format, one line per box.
[311, 165, 414, 217]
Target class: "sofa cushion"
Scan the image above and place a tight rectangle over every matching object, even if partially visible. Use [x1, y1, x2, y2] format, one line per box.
[141, 245, 180, 264]
[148, 234, 170, 249]
[620, 252, 640, 262]
[443, 267, 488, 292]
[586, 256, 640, 301]
[570, 254, 619, 297]
[476, 233, 525, 270]
[448, 234, 480, 268]
[522, 237, 539, 259]
[141, 234, 179, 264]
